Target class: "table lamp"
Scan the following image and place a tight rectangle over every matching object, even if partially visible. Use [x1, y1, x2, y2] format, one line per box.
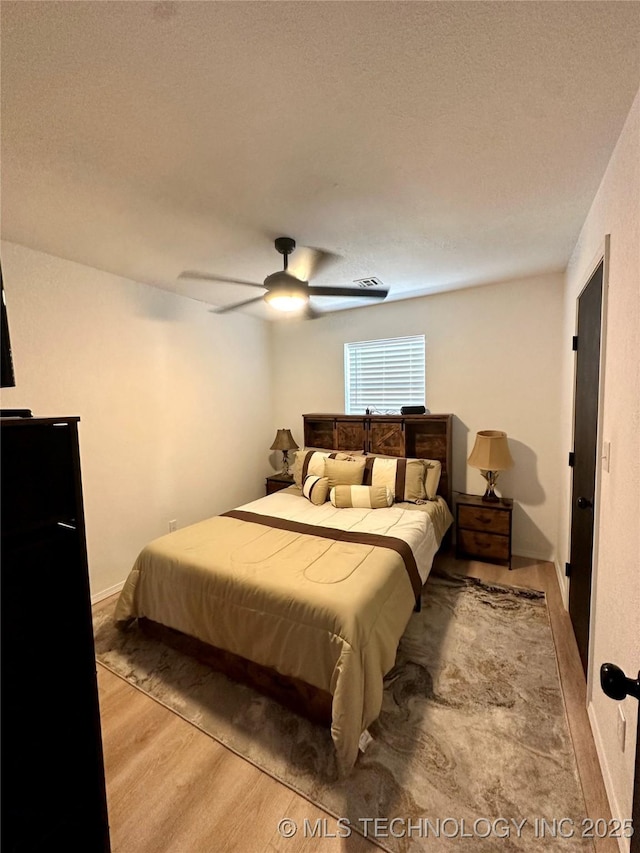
[467, 430, 514, 502]
[270, 428, 299, 476]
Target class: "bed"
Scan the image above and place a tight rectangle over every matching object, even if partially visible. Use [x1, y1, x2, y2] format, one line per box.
[115, 414, 453, 776]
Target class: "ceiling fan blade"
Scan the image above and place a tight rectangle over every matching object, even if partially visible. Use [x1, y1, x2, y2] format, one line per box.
[179, 271, 265, 289]
[308, 286, 389, 299]
[288, 247, 338, 281]
[302, 303, 323, 320]
[209, 295, 265, 314]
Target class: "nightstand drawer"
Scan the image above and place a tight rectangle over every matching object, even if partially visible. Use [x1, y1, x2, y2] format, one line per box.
[458, 505, 510, 535]
[457, 529, 510, 561]
[265, 475, 294, 495]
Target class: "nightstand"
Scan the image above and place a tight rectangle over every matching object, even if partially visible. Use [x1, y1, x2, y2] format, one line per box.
[265, 473, 295, 496]
[455, 493, 513, 569]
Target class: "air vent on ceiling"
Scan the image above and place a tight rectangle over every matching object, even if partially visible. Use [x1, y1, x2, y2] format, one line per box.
[353, 276, 384, 288]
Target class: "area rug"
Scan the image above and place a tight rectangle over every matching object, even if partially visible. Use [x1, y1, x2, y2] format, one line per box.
[93, 572, 592, 851]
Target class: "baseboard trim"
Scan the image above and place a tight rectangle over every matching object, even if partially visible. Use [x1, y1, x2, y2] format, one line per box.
[553, 559, 569, 610]
[91, 580, 125, 605]
[587, 701, 629, 853]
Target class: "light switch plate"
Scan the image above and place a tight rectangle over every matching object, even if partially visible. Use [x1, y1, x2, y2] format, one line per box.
[602, 440, 611, 473]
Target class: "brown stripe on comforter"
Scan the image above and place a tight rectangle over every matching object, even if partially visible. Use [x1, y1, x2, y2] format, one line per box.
[222, 509, 422, 603]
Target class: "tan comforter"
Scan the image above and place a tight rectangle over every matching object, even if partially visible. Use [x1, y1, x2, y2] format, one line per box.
[115, 490, 451, 775]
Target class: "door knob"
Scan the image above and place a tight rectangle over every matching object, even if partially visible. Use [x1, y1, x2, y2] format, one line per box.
[576, 496, 593, 509]
[600, 663, 640, 701]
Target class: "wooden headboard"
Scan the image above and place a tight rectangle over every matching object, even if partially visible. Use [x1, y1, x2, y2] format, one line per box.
[302, 413, 453, 507]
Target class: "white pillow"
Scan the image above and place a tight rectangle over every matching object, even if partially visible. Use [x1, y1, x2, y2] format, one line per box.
[302, 475, 329, 505]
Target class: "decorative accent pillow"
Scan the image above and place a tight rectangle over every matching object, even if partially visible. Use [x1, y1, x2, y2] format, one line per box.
[330, 485, 394, 508]
[362, 456, 426, 502]
[302, 475, 330, 505]
[421, 459, 442, 500]
[324, 456, 367, 487]
[361, 455, 442, 501]
[292, 450, 352, 488]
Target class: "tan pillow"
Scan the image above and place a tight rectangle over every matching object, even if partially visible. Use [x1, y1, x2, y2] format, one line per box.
[330, 485, 394, 509]
[292, 449, 352, 488]
[421, 459, 442, 500]
[362, 456, 426, 502]
[324, 456, 366, 487]
[302, 475, 329, 505]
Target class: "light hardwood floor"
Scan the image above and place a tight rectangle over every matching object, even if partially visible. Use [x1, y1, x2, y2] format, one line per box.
[96, 553, 616, 853]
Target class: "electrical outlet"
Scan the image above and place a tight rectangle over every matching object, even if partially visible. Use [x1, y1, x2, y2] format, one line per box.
[617, 705, 626, 751]
[168, 519, 177, 533]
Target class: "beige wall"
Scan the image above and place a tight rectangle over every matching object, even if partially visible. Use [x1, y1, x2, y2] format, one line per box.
[0, 242, 273, 598]
[559, 87, 639, 843]
[270, 272, 565, 562]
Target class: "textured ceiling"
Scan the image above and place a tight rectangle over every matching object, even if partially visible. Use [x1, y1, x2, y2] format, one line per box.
[1, 1, 640, 319]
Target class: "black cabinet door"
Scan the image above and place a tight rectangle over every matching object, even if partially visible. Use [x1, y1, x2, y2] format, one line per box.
[1, 418, 110, 853]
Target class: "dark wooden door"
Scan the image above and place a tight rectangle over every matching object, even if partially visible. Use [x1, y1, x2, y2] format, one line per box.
[368, 418, 405, 455]
[335, 418, 367, 453]
[568, 261, 603, 675]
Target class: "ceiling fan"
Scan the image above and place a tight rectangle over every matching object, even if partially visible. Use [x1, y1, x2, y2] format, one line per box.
[178, 237, 389, 319]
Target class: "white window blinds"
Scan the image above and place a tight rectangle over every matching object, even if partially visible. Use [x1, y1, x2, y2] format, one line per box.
[344, 335, 425, 415]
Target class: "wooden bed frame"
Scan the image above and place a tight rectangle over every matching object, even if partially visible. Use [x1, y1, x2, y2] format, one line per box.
[140, 413, 454, 728]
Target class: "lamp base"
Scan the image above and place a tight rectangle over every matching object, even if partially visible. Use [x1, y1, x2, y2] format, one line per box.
[481, 487, 500, 503]
[480, 470, 501, 502]
[280, 450, 291, 477]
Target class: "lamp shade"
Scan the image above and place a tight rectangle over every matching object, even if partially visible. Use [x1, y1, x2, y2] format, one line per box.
[467, 430, 513, 471]
[270, 428, 299, 452]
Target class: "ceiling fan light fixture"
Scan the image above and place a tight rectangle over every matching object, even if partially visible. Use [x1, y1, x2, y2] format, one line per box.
[263, 269, 307, 288]
[184, 236, 360, 320]
[264, 289, 309, 312]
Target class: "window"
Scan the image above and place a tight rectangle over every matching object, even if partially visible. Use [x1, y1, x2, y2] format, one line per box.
[344, 335, 425, 415]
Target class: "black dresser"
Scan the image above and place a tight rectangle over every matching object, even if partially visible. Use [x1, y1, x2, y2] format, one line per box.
[1, 416, 110, 852]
